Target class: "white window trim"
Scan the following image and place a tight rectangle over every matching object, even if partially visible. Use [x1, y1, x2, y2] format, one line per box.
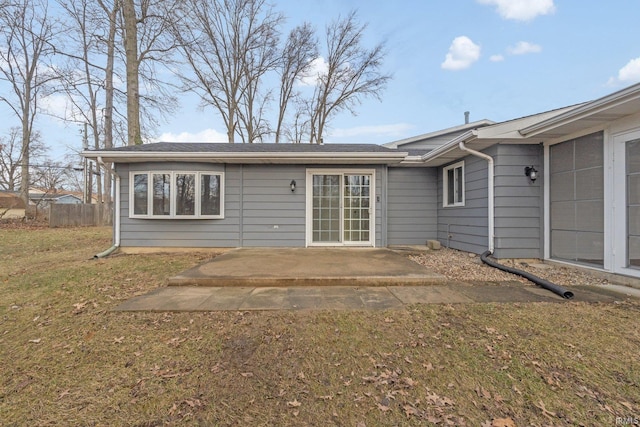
[443, 161, 465, 207]
[129, 171, 225, 219]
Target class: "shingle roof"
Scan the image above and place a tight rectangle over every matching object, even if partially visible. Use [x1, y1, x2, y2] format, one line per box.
[97, 142, 398, 153]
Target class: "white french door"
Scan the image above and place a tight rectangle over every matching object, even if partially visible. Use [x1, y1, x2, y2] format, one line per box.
[613, 129, 640, 277]
[306, 169, 375, 247]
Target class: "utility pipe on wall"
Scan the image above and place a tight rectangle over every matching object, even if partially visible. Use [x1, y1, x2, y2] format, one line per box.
[458, 141, 494, 254]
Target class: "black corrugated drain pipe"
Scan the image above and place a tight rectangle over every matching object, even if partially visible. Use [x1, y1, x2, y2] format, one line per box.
[481, 251, 574, 299]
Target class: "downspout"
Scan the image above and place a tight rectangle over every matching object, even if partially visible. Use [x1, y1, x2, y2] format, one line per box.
[94, 156, 120, 258]
[458, 141, 494, 253]
[457, 142, 574, 299]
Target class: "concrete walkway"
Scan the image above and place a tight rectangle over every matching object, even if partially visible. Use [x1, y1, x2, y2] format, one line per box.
[114, 282, 634, 312]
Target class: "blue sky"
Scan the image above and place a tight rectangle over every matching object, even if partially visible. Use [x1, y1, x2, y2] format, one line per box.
[5, 0, 640, 159]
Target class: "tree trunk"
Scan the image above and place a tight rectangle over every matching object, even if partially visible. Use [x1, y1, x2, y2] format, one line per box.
[123, 0, 141, 146]
[102, 0, 118, 202]
[19, 115, 30, 205]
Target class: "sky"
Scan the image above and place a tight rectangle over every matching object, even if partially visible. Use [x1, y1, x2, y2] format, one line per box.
[4, 0, 640, 161]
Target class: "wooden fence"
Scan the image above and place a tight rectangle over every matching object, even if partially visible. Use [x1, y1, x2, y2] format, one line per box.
[49, 203, 113, 227]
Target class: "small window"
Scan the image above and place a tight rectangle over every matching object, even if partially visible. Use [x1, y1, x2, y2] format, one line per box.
[443, 161, 464, 207]
[130, 171, 224, 219]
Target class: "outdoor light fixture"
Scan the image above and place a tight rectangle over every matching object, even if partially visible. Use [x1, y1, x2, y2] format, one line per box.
[524, 166, 538, 182]
[290, 180, 296, 192]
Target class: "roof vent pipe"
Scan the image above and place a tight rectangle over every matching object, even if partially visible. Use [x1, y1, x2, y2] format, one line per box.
[464, 111, 470, 124]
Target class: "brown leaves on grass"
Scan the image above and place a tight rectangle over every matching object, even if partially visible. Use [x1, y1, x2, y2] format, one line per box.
[168, 397, 205, 421]
[488, 418, 516, 427]
[357, 352, 461, 423]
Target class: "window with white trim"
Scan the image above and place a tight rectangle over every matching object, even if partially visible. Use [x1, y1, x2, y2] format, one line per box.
[130, 171, 224, 219]
[443, 161, 464, 207]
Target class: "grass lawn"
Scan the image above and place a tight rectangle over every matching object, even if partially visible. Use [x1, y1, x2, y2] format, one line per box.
[1, 226, 639, 426]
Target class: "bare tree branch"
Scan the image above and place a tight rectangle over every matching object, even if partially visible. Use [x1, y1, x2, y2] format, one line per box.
[308, 11, 390, 144]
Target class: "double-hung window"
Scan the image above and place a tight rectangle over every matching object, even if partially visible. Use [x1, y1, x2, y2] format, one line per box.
[130, 171, 224, 219]
[443, 161, 464, 207]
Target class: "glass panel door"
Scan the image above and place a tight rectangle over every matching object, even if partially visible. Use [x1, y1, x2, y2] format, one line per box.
[312, 175, 341, 243]
[344, 174, 371, 243]
[309, 172, 374, 246]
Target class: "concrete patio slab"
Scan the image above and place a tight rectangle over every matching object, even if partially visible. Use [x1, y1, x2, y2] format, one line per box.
[168, 247, 447, 287]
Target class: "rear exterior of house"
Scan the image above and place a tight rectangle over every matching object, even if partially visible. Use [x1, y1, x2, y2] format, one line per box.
[114, 160, 439, 249]
[84, 82, 640, 280]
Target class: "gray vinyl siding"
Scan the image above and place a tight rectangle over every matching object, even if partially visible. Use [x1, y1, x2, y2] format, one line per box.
[240, 165, 306, 247]
[493, 144, 543, 259]
[387, 167, 437, 245]
[437, 149, 493, 254]
[436, 145, 544, 258]
[116, 162, 384, 248]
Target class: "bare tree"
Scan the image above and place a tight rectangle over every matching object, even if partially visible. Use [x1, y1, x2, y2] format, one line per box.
[97, 0, 120, 202]
[308, 11, 390, 144]
[0, 0, 58, 203]
[122, 0, 141, 145]
[275, 23, 317, 143]
[56, 0, 110, 202]
[32, 159, 74, 192]
[0, 128, 46, 191]
[175, 0, 283, 143]
[121, 0, 181, 146]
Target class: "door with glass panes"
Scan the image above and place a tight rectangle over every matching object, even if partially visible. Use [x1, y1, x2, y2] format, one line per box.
[307, 170, 374, 246]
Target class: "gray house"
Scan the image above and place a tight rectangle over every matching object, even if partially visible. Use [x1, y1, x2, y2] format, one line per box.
[83, 82, 640, 279]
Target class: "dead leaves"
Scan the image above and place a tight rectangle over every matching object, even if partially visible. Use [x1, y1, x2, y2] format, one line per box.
[489, 418, 516, 427]
[168, 397, 205, 420]
[286, 399, 302, 407]
[72, 300, 98, 315]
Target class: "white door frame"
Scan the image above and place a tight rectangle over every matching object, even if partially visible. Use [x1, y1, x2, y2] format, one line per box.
[613, 128, 640, 277]
[305, 168, 376, 247]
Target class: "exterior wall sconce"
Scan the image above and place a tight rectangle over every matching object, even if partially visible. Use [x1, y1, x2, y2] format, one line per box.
[290, 180, 296, 192]
[524, 166, 538, 182]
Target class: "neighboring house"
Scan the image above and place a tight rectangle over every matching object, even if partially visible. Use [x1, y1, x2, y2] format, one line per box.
[82, 82, 640, 279]
[0, 191, 26, 219]
[29, 191, 83, 207]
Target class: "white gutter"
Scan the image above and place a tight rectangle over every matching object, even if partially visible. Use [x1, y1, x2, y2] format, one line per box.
[457, 141, 495, 254]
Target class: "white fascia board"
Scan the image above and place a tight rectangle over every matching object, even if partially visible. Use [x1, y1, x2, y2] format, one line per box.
[81, 150, 409, 164]
[476, 106, 579, 140]
[519, 83, 640, 137]
[420, 130, 477, 163]
[384, 119, 494, 148]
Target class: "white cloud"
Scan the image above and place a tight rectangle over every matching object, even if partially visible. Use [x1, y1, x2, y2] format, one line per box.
[156, 128, 228, 143]
[607, 57, 640, 86]
[330, 123, 415, 140]
[490, 54, 505, 62]
[507, 41, 542, 55]
[39, 94, 79, 123]
[478, 0, 555, 22]
[441, 36, 481, 71]
[298, 57, 329, 86]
